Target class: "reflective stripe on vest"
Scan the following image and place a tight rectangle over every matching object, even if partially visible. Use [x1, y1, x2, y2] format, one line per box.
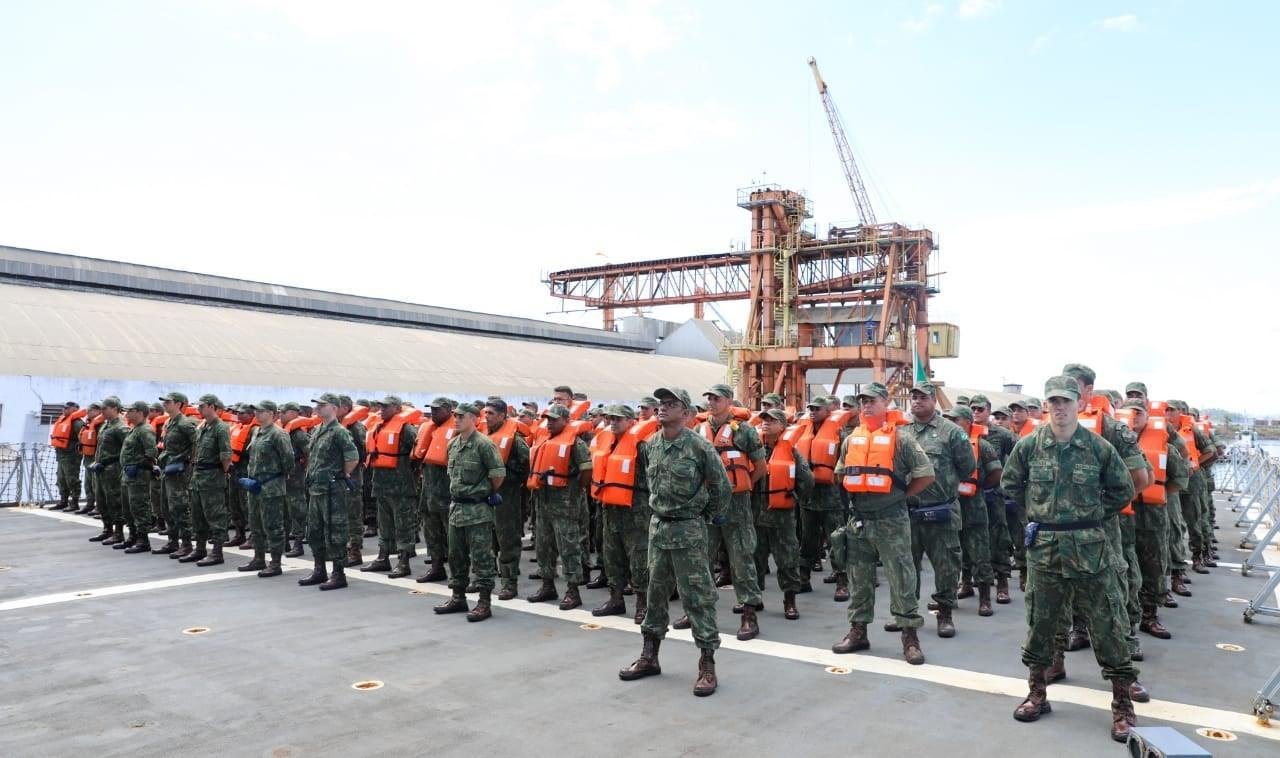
[805, 410, 851, 485]
[423, 416, 456, 467]
[701, 420, 753, 494]
[369, 414, 411, 470]
[78, 415, 105, 457]
[841, 423, 899, 494]
[528, 425, 579, 490]
[593, 417, 658, 507]
[49, 409, 86, 449]
[487, 419, 519, 466]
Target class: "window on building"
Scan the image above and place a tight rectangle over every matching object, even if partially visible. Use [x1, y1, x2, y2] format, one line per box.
[931, 332, 940, 345]
[39, 404, 64, 425]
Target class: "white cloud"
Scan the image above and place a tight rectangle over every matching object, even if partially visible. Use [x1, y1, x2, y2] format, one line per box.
[901, 3, 945, 33]
[536, 102, 740, 159]
[957, 0, 996, 19]
[1099, 14, 1139, 32]
[1031, 33, 1052, 51]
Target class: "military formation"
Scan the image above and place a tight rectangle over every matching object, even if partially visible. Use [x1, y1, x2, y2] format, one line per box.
[45, 366, 1227, 734]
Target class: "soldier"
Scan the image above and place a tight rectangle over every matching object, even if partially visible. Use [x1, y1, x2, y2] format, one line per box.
[799, 395, 851, 601]
[432, 402, 506, 622]
[48, 401, 86, 512]
[694, 383, 765, 641]
[120, 400, 158, 554]
[367, 395, 419, 579]
[88, 397, 129, 545]
[146, 403, 168, 535]
[356, 399, 379, 537]
[237, 400, 295, 578]
[180, 394, 232, 567]
[970, 394, 1017, 601]
[76, 402, 103, 516]
[590, 404, 654, 622]
[942, 404, 1001, 616]
[411, 397, 455, 582]
[1004, 375, 1138, 743]
[618, 387, 729, 697]
[526, 404, 592, 610]
[481, 399, 529, 601]
[298, 393, 359, 591]
[225, 404, 256, 548]
[831, 382, 936, 665]
[155, 392, 198, 558]
[336, 395, 368, 567]
[899, 382, 973, 639]
[280, 402, 312, 558]
[754, 408, 811, 620]
[636, 396, 658, 422]
[1025, 397, 1044, 421]
[1168, 400, 1217, 573]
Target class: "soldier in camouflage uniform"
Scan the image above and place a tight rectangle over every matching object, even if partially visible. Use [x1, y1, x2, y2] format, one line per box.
[179, 394, 232, 567]
[368, 395, 419, 579]
[146, 403, 168, 534]
[832, 383, 936, 665]
[754, 408, 811, 620]
[619, 387, 729, 697]
[482, 399, 530, 601]
[89, 397, 129, 546]
[799, 396, 851, 601]
[299, 393, 360, 590]
[590, 404, 652, 622]
[336, 395, 367, 567]
[1168, 400, 1218, 573]
[76, 402, 102, 516]
[432, 402, 507, 622]
[969, 394, 1018, 601]
[1004, 375, 1139, 743]
[527, 404, 592, 610]
[225, 404, 255, 548]
[155, 392, 198, 557]
[119, 400, 158, 553]
[49, 402, 86, 512]
[412, 397, 454, 582]
[942, 404, 1001, 616]
[238, 400, 295, 578]
[356, 399, 378, 537]
[278, 402, 310, 558]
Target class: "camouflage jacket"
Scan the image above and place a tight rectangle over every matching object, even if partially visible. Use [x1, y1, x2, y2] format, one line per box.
[645, 427, 730, 549]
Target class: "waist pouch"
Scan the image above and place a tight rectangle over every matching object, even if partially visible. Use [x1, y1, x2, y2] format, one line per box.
[909, 501, 954, 524]
[162, 462, 187, 476]
[1005, 497, 1021, 517]
[237, 473, 282, 494]
[1025, 519, 1103, 548]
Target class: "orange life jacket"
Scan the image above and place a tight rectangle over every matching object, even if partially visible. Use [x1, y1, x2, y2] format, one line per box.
[958, 425, 984, 497]
[792, 417, 815, 459]
[800, 410, 852, 485]
[150, 416, 166, 449]
[569, 399, 590, 420]
[515, 419, 535, 445]
[218, 410, 237, 423]
[229, 419, 258, 464]
[589, 428, 616, 499]
[487, 418, 519, 465]
[1014, 419, 1041, 438]
[1147, 400, 1168, 417]
[527, 424, 580, 490]
[421, 416, 456, 467]
[78, 415, 105, 457]
[286, 416, 321, 434]
[841, 421, 900, 494]
[701, 420, 753, 494]
[1115, 409, 1168, 506]
[765, 426, 799, 510]
[49, 408, 87, 449]
[182, 405, 202, 419]
[1077, 407, 1106, 436]
[730, 406, 752, 421]
[342, 406, 370, 427]
[1177, 417, 1201, 471]
[368, 413, 413, 470]
[591, 418, 659, 506]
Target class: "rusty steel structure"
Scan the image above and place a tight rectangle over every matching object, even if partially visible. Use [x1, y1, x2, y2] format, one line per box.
[547, 185, 939, 409]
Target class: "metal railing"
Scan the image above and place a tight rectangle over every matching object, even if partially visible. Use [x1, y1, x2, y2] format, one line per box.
[0, 442, 69, 506]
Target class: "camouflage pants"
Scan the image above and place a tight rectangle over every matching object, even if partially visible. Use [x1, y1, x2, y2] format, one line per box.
[1005, 496, 1027, 573]
[123, 471, 153, 531]
[1134, 503, 1170, 607]
[420, 495, 449, 562]
[959, 494, 994, 585]
[447, 521, 497, 592]
[306, 485, 347, 561]
[227, 467, 248, 531]
[910, 507, 962, 610]
[602, 505, 650, 593]
[642, 530, 720, 650]
[1165, 491, 1190, 570]
[82, 460, 96, 509]
[97, 466, 123, 526]
[1055, 519, 1133, 655]
[164, 473, 193, 540]
[985, 489, 1012, 578]
[1183, 474, 1208, 556]
[535, 500, 584, 585]
[375, 491, 416, 553]
[55, 452, 81, 505]
[1022, 565, 1138, 681]
[578, 496, 591, 574]
[248, 492, 285, 556]
[346, 466, 365, 545]
[190, 473, 228, 542]
[150, 477, 165, 527]
[800, 504, 845, 572]
[754, 511, 802, 593]
[285, 477, 306, 540]
[492, 485, 525, 581]
[846, 506, 923, 629]
[708, 519, 762, 606]
[1119, 515, 1141, 626]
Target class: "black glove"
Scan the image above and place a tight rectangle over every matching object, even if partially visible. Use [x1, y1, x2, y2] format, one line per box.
[486, 492, 502, 507]
[125, 464, 139, 479]
[710, 514, 727, 526]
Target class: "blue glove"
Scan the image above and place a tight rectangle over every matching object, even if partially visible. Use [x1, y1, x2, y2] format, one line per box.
[125, 464, 139, 479]
[486, 492, 503, 507]
[335, 475, 357, 492]
[88, 462, 102, 473]
[162, 462, 185, 476]
[152, 465, 163, 478]
[237, 477, 262, 494]
[710, 514, 727, 526]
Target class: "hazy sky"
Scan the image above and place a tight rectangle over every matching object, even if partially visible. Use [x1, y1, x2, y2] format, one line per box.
[2, 1, 1277, 412]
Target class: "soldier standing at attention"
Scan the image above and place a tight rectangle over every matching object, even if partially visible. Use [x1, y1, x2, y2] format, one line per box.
[279, 402, 312, 558]
[410, 397, 456, 583]
[433, 402, 506, 622]
[336, 395, 368, 567]
[753, 408, 812, 621]
[146, 403, 168, 535]
[48, 401, 86, 512]
[76, 402, 103, 516]
[226, 404, 256, 548]
[299, 393, 359, 591]
[90, 397, 129, 546]
[831, 382, 935, 665]
[941, 404, 1002, 617]
[238, 400, 295, 578]
[969, 394, 1018, 601]
[367, 395, 419, 579]
[1004, 375, 1138, 742]
[526, 404, 592, 610]
[619, 387, 729, 697]
[155, 392, 198, 558]
[482, 398, 530, 601]
[181, 394, 233, 567]
[897, 382, 973, 639]
[590, 404, 655, 622]
[798, 396, 852, 601]
[120, 401, 158, 554]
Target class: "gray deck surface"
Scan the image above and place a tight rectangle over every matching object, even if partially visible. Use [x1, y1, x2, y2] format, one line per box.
[1, 494, 1275, 757]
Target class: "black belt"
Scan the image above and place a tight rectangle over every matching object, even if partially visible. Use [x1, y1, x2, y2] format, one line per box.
[912, 499, 956, 510]
[195, 463, 222, 471]
[656, 514, 697, 523]
[1037, 520, 1103, 531]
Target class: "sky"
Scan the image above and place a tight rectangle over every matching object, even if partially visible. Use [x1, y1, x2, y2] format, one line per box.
[2, 1, 1277, 413]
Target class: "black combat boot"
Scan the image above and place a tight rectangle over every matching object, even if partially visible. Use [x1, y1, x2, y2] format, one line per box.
[592, 586, 627, 617]
[319, 561, 347, 590]
[977, 584, 994, 617]
[692, 649, 717, 696]
[416, 557, 447, 582]
[956, 572, 974, 599]
[901, 628, 925, 665]
[297, 557, 328, 586]
[89, 525, 113, 542]
[258, 551, 283, 578]
[196, 542, 224, 566]
[102, 524, 125, 546]
[996, 575, 1012, 604]
[936, 607, 956, 638]
[618, 633, 661, 680]
[153, 536, 178, 554]
[361, 547, 391, 572]
[526, 579, 558, 603]
[585, 569, 609, 590]
[1013, 666, 1051, 722]
[124, 534, 152, 554]
[387, 550, 411, 579]
[113, 528, 136, 550]
[783, 591, 799, 620]
[285, 538, 305, 558]
[170, 539, 193, 559]
[434, 591, 468, 614]
[178, 541, 206, 563]
[559, 584, 582, 611]
[466, 589, 492, 622]
[239, 549, 267, 572]
[497, 579, 518, 601]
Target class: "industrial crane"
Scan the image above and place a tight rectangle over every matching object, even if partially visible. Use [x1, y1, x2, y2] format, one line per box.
[808, 56, 877, 227]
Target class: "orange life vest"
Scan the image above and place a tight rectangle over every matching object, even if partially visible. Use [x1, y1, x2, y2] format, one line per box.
[589, 428, 616, 499]
[342, 406, 370, 427]
[841, 421, 900, 494]
[1147, 400, 1168, 417]
[286, 416, 321, 434]
[230, 419, 258, 464]
[1115, 409, 1168, 506]
[368, 413, 413, 470]
[792, 417, 815, 459]
[528, 424, 579, 490]
[182, 405, 202, 419]
[150, 416, 166, 449]
[569, 399, 590, 420]
[591, 417, 659, 506]
[730, 406, 752, 422]
[49, 408, 87, 449]
[1177, 417, 1201, 471]
[765, 426, 799, 510]
[218, 410, 237, 423]
[487, 418, 519, 465]
[958, 425, 984, 497]
[801, 410, 852, 485]
[78, 415, 105, 457]
[1014, 419, 1042, 438]
[421, 416, 456, 467]
[701, 420, 753, 494]
[1077, 407, 1106, 436]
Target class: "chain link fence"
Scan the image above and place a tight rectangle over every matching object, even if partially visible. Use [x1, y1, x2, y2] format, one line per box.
[0, 443, 69, 506]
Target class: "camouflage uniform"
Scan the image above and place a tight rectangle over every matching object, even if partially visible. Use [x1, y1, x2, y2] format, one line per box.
[597, 432, 652, 597]
[1165, 432, 1192, 573]
[1002, 424, 1138, 681]
[284, 420, 310, 544]
[901, 411, 974, 612]
[1183, 424, 1216, 560]
[753, 434, 812, 593]
[445, 429, 507, 593]
[1136, 441, 1186, 608]
[93, 417, 129, 528]
[344, 418, 367, 547]
[491, 429, 529, 588]
[533, 434, 592, 585]
[702, 416, 765, 608]
[960, 435, 1001, 587]
[641, 426, 730, 650]
[421, 460, 451, 561]
[190, 416, 232, 544]
[159, 412, 198, 543]
[54, 414, 85, 508]
[305, 418, 359, 560]
[369, 415, 419, 554]
[248, 420, 295, 556]
[836, 427, 935, 630]
[120, 419, 157, 532]
[982, 422, 1018, 579]
[226, 419, 252, 540]
[80, 415, 99, 513]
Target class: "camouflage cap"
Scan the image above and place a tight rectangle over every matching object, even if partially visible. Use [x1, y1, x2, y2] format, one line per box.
[429, 396, 453, 409]
[149, 401, 164, 412]
[379, 394, 403, 407]
[542, 404, 570, 419]
[128, 400, 151, 414]
[761, 392, 784, 407]
[336, 394, 353, 408]
[160, 391, 188, 405]
[197, 393, 222, 408]
[1007, 399, 1028, 410]
[968, 393, 990, 408]
[280, 401, 301, 412]
[992, 406, 1011, 417]
[1044, 375, 1080, 401]
[518, 407, 537, 419]
[703, 383, 733, 400]
[638, 396, 659, 408]
[355, 398, 371, 408]
[955, 395, 971, 406]
[602, 403, 636, 419]
[841, 394, 859, 407]
[1190, 407, 1201, 417]
[521, 401, 539, 412]
[653, 387, 692, 409]
[943, 404, 973, 421]
[63, 400, 79, 408]
[1061, 363, 1096, 385]
[909, 382, 938, 397]
[312, 392, 342, 406]
[100, 396, 122, 409]
[248, 399, 279, 412]
[1124, 381, 1148, 397]
[1169, 399, 1188, 412]
[87, 400, 102, 410]
[1121, 398, 1148, 411]
[856, 382, 889, 400]
[1024, 397, 1042, 409]
[762, 408, 788, 423]
[806, 395, 828, 408]
[484, 397, 507, 413]
[236, 403, 256, 415]
[455, 401, 480, 416]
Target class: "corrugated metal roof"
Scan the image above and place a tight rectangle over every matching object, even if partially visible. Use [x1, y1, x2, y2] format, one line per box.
[0, 282, 725, 400]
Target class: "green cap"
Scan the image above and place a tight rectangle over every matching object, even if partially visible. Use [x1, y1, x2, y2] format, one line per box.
[856, 382, 889, 400]
[638, 396, 658, 408]
[312, 392, 342, 406]
[943, 404, 973, 421]
[355, 399, 371, 408]
[762, 408, 788, 423]
[280, 401, 301, 412]
[1125, 382, 1148, 397]
[542, 404, 570, 419]
[336, 394, 353, 408]
[841, 394, 858, 407]
[249, 399, 279, 412]
[761, 392, 784, 407]
[100, 396, 122, 409]
[1190, 407, 1200, 416]
[968, 394, 990, 409]
[148, 402, 164, 412]
[1008, 399, 1028, 411]
[127, 400, 150, 414]
[992, 406, 1011, 417]
[87, 401, 102, 410]
[654, 387, 692, 409]
[379, 394, 403, 407]
[703, 383, 733, 400]
[160, 391, 188, 405]
[197, 393, 222, 408]
[602, 403, 636, 419]
[429, 396, 453, 409]
[806, 395, 828, 408]
[1121, 398, 1148, 411]
[484, 397, 507, 413]
[1044, 375, 1080, 402]
[910, 382, 938, 397]
[455, 402, 480, 416]
[1024, 397, 1042, 409]
[955, 395, 970, 406]
[1061, 363, 1096, 385]
[518, 407, 537, 419]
